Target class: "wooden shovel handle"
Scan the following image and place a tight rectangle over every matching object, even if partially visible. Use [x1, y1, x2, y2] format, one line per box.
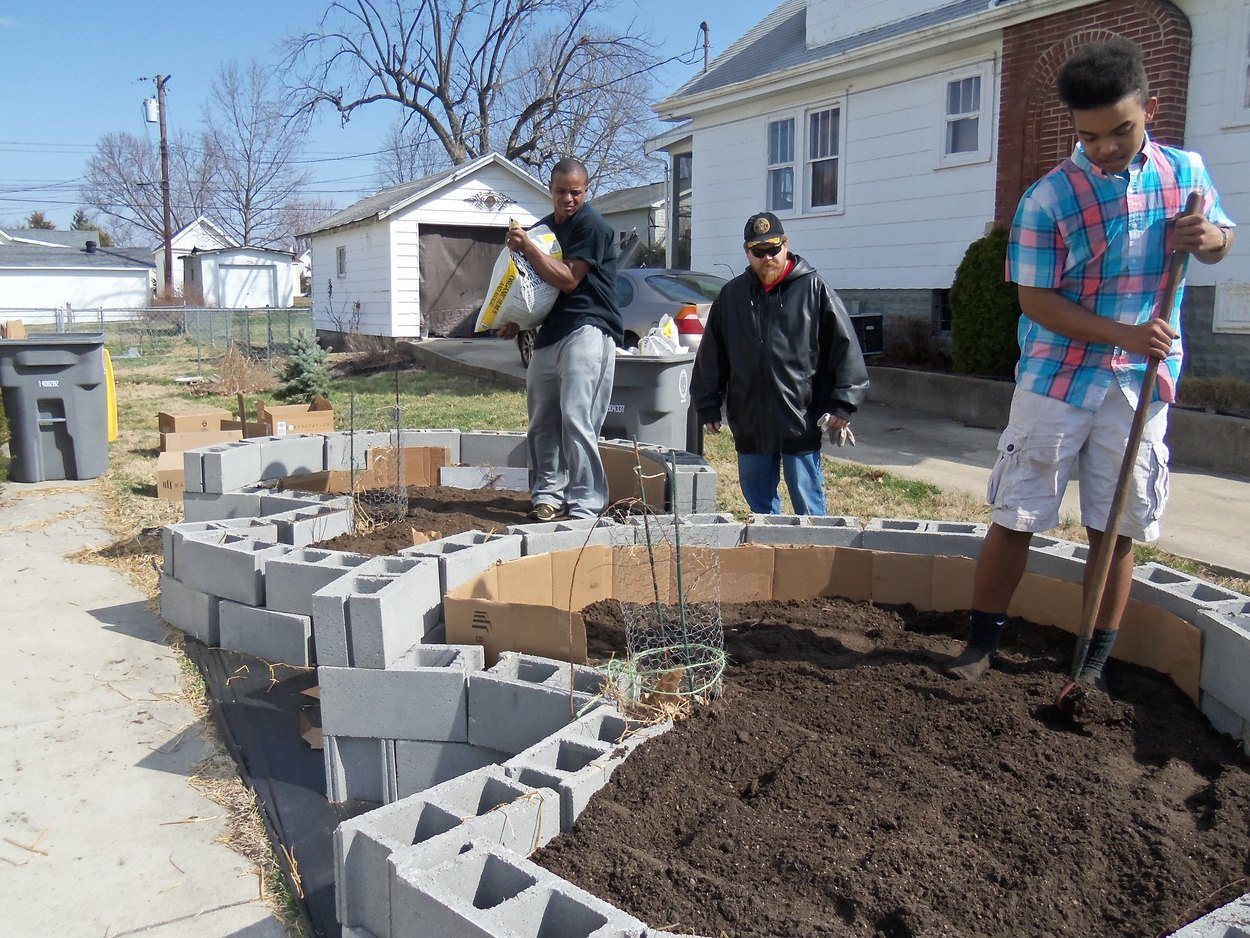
[1069, 190, 1203, 676]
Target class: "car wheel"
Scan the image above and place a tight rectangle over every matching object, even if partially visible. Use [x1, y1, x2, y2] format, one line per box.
[517, 329, 536, 367]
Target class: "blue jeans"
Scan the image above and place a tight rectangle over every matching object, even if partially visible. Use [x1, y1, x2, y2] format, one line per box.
[737, 450, 827, 515]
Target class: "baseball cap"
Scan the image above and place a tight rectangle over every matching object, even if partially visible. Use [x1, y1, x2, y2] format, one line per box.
[743, 212, 785, 247]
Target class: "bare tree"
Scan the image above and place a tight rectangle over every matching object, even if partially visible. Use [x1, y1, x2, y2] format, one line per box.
[286, 0, 661, 181]
[79, 130, 217, 246]
[373, 115, 450, 188]
[205, 61, 314, 248]
[282, 196, 338, 253]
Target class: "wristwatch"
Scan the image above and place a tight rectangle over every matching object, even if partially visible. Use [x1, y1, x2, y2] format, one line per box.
[1216, 227, 1230, 254]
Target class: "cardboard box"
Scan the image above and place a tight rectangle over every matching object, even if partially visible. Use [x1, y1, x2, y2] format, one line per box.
[257, 396, 335, 436]
[1, 319, 28, 340]
[157, 408, 232, 434]
[159, 428, 243, 453]
[221, 419, 267, 438]
[155, 451, 187, 501]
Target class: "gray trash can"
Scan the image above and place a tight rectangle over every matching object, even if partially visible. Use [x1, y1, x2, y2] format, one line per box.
[603, 350, 699, 452]
[0, 334, 109, 482]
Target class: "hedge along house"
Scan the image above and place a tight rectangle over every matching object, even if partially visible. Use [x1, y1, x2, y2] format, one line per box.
[0, 228, 155, 312]
[650, 0, 1250, 381]
[302, 153, 554, 343]
[181, 246, 299, 309]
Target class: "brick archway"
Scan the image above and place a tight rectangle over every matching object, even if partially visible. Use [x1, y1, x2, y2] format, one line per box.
[995, 0, 1192, 226]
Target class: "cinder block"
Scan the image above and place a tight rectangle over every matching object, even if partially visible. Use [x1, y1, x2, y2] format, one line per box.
[218, 601, 313, 665]
[161, 518, 280, 578]
[693, 464, 718, 513]
[459, 430, 527, 468]
[267, 548, 374, 616]
[745, 514, 862, 546]
[176, 534, 294, 606]
[159, 573, 222, 646]
[320, 648, 476, 741]
[1024, 537, 1089, 582]
[182, 450, 205, 494]
[336, 766, 558, 936]
[261, 490, 353, 516]
[1168, 892, 1250, 938]
[325, 734, 388, 805]
[860, 518, 985, 557]
[182, 489, 264, 522]
[1195, 611, 1250, 723]
[671, 464, 716, 516]
[504, 517, 628, 555]
[468, 654, 601, 754]
[326, 430, 393, 471]
[1131, 563, 1247, 625]
[631, 516, 744, 548]
[340, 927, 379, 938]
[401, 531, 523, 594]
[562, 703, 672, 751]
[267, 505, 354, 547]
[200, 440, 265, 493]
[505, 735, 617, 830]
[1199, 691, 1247, 739]
[255, 434, 327, 480]
[310, 557, 435, 668]
[1212, 598, 1250, 618]
[394, 740, 511, 800]
[392, 429, 462, 465]
[439, 465, 529, 491]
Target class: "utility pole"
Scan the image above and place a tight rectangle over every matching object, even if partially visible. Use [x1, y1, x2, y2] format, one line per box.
[155, 75, 173, 300]
[700, 22, 710, 73]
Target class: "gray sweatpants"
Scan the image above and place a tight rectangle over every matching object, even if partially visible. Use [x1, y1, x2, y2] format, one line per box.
[526, 325, 616, 518]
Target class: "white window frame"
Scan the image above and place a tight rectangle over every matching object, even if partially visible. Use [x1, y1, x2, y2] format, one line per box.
[763, 97, 848, 217]
[336, 245, 347, 278]
[765, 117, 796, 213]
[803, 100, 846, 213]
[1223, 4, 1250, 128]
[938, 62, 993, 168]
[1213, 280, 1250, 334]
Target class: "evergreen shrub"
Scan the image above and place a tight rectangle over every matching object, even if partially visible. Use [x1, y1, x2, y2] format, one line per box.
[950, 227, 1021, 378]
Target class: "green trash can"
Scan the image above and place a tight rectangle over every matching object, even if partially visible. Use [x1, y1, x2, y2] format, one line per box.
[603, 350, 699, 452]
[0, 334, 109, 482]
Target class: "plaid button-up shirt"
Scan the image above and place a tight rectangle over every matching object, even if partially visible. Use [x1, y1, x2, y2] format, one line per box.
[1007, 137, 1234, 410]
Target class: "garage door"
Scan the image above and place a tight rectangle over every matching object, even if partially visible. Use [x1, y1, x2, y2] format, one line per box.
[221, 264, 277, 308]
[418, 225, 503, 337]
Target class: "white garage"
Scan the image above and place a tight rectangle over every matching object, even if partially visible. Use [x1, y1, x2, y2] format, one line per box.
[0, 235, 154, 310]
[182, 247, 298, 308]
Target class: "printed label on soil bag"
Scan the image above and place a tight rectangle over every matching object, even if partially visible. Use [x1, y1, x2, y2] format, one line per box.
[474, 224, 562, 332]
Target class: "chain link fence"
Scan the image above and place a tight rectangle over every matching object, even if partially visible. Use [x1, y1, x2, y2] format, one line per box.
[0, 306, 314, 373]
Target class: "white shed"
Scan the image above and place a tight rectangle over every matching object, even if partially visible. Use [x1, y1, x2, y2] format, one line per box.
[153, 216, 237, 297]
[0, 232, 154, 311]
[182, 246, 298, 308]
[301, 153, 553, 339]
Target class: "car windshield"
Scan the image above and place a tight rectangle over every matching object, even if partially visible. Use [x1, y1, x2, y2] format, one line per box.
[644, 273, 726, 303]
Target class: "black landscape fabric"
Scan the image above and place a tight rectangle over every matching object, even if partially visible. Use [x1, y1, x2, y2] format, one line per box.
[187, 641, 375, 938]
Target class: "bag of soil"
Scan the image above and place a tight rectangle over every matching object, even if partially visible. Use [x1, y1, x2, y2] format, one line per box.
[474, 222, 562, 333]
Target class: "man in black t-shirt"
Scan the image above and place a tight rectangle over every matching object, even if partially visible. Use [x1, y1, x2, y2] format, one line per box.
[497, 159, 622, 520]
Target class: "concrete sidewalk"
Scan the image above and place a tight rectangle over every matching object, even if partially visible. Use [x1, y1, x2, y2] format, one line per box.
[0, 482, 288, 938]
[414, 336, 1250, 577]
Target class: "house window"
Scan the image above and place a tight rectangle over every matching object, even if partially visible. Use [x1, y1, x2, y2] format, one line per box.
[674, 152, 693, 270]
[940, 66, 990, 167]
[336, 246, 347, 278]
[766, 118, 795, 212]
[932, 288, 952, 334]
[807, 106, 841, 210]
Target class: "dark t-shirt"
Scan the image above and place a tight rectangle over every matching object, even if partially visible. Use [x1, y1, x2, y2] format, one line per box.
[533, 204, 623, 349]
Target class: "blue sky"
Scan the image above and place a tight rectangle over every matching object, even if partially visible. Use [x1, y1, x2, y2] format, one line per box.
[0, 0, 765, 235]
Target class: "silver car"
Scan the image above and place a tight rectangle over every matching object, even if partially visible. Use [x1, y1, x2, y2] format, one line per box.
[516, 268, 727, 366]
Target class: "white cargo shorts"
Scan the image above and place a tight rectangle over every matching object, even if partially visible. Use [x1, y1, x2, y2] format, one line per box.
[986, 384, 1170, 542]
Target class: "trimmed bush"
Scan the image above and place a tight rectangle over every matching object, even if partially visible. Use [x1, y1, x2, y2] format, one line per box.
[950, 228, 1021, 378]
[276, 331, 332, 402]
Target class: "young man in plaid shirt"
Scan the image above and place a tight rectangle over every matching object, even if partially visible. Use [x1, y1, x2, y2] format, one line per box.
[947, 38, 1235, 686]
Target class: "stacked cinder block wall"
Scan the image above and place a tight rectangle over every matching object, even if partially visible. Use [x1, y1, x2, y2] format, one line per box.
[157, 430, 1250, 938]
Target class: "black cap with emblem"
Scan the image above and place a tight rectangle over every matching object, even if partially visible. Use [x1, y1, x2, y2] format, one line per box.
[743, 212, 786, 247]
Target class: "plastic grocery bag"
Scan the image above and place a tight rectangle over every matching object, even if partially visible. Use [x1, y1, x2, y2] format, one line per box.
[637, 316, 683, 356]
[474, 224, 562, 333]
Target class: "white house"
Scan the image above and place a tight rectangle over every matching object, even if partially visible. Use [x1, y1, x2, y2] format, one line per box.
[592, 182, 668, 257]
[153, 216, 236, 297]
[181, 246, 299, 308]
[650, 0, 1250, 379]
[301, 153, 554, 340]
[0, 229, 154, 311]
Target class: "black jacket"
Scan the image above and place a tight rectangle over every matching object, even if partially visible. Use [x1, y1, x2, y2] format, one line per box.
[692, 253, 869, 455]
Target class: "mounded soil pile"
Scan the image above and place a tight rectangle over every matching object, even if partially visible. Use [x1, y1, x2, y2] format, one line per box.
[537, 597, 1250, 938]
[313, 485, 531, 556]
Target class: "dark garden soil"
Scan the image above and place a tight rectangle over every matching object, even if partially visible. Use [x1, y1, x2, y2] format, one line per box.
[536, 598, 1250, 938]
[312, 485, 532, 555]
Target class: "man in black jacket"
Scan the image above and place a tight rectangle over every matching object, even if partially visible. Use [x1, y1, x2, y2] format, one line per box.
[692, 212, 869, 514]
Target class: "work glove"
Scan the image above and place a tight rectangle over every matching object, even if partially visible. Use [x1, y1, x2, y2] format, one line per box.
[819, 413, 856, 447]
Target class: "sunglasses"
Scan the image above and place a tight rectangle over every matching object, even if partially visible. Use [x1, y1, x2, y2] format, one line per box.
[749, 243, 784, 259]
